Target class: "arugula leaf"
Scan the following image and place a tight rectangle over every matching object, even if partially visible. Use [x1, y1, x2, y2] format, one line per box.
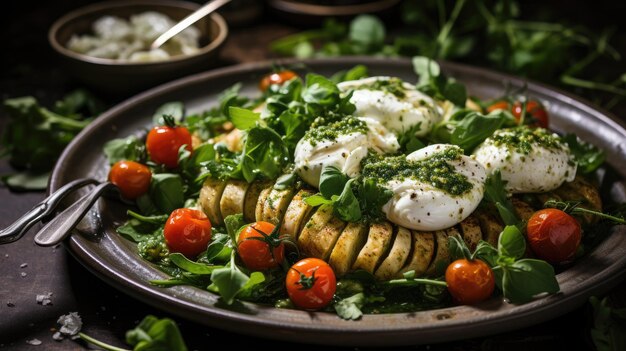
[563, 133, 605, 174]
[125, 315, 188, 351]
[116, 220, 161, 243]
[0, 172, 49, 191]
[153, 102, 184, 125]
[303, 194, 334, 207]
[169, 253, 222, 275]
[439, 110, 515, 152]
[412, 56, 467, 106]
[397, 123, 423, 153]
[334, 293, 365, 320]
[149, 173, 184, 213]
[319, 165, 349, 198]
[302, 73, 340, 106]
[210, 254, 250, 305]
[224, 214, 246, 243]
[356, 178, 393, 222]
[330, 65, 369, 84]
[413, 56, 441, 86]
[333, 179, 362, 222]
[219, 83, 251, 118]
[483, 171, 521, 227]
[228, 106, 260, 130]
[273, 172, 297, 190]
[500, 259, 559, 304]
[205, 232, 232, 263]
[103, 136, 145, 165]
[53, 89, 103, 117]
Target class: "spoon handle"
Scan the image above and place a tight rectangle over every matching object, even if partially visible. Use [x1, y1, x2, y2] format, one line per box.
[0, 178, 98, 244]
[34, 182, 116, 247]
[151, 0, 232, 50]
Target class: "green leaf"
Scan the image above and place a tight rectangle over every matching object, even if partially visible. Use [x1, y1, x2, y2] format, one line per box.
[169, 253, 222, 275]
[563, 134, 605, 174]
[334, 293, 365, 320]
[442, 81, 467, 107]
[205, 233, 232, 263]
[349, 15, 385, 49]
[116, 219, 161, 243]
[334, 179, 362, 222]
[356, 178, 393, 222]
[103, 136, 144, 164]
[303, 194, 334, 207]
[149, 174, 184, 213]
[446, 110, 513, 152]
[330, 65, 369, 84]
[224, 214, 246, 243]
[498, 225, 526, 259]
[319, 165, 349, 198]
[413, 56, 441, 86]
[228, 107, 260, 130]
[501, 259, 560, 304]
[302, 73, 340, 106]
[210, 263, 250, 305]
[483, 171, 521, 227]
[126, 315, 188, 351]
[153, 102, 184, 125]
[273, 172, 297, 190]
[0, 171, 49, 191]
[127, 210, 168, 225]
[238, 126, 288, 182]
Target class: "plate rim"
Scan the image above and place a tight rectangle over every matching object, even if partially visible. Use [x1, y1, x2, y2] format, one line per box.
[51, 57, 626, 346]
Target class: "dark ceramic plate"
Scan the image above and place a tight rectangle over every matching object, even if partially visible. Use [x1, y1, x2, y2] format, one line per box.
[49, 58, 626, 346]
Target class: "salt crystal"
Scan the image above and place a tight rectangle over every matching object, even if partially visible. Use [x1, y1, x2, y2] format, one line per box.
[20, 263, 28, 268]
[25, 338, 42, 346]
[21, 272, 27, 277]
[57, 312, 82, 337]
[36, 292, 53, 306]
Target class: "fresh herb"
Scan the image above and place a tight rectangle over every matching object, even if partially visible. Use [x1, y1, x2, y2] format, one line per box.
[562, 134, 606, 174]
[153, 102, 184, 125]
[1, 91, 102, 190]
[79, 315, 188, 351]
[333, 292, 365, 320]
[103, 136, 146, 165]
[303, 166, 362, 222]
[149, 173, 185, 214]
[430, 109, 516, 152]
[236, 126, 289, 183]
[228, 106, 260, 130]
[544, 200, 626, 224]
[412, 57, 467, 106]
[483, 170, 521, 228]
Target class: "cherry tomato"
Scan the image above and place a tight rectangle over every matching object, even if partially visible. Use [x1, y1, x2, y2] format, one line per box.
[445, 258, 495, 305]
[146, 124, 192, 168]
[108, 160, 151, 199]
[286, 258, 336, 310]
[259, 70, 298, 92]
[512, 100, 549, 128]
[486, 100, 511, 113]
[163, 208, 212, 258]
[237, 221, 285, 271]
[526, 208, 581, 264]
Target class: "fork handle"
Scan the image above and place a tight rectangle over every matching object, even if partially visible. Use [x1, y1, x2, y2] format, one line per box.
[0, 178, 98, 244]
[34, 182, 116, 247]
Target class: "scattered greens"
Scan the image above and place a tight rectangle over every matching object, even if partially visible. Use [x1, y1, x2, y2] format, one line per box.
[589, 296, 626, 351]
[483, 171, 521, 228]
[1, 90, 102, 190]
[79, 315, 188, 351]
[563, 133, 606, 174]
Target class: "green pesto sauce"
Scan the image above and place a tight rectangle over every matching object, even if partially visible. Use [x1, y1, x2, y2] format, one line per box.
[304, 116, 368, 146]
[490, 127, 566, 155]
[355, 77, 407, 98]
[361, 147, 473, 196]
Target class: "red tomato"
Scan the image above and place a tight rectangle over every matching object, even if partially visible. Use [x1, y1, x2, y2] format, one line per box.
[237, 221, 285, 271]
[445, 258, 495, 305]
[259, 70, 298, 92]
[286, 258, 336, 310]
[526, 208, 581, 264]
[512, 100, 549, 128]
[163, 208, 212, 258]
[146, 124, 192, 168]
[108, 160, 151, 199]
[486, 100, 511, 113]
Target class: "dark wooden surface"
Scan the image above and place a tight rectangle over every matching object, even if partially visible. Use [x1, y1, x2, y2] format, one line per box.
[1, 1, 625, 350]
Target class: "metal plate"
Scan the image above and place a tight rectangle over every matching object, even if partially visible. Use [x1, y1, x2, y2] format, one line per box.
[49, 57, 626, 346]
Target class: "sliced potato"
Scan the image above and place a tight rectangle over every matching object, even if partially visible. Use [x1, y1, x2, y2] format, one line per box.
[219, 180, 250, 220]
[458, 215, 482, 251]
[262, 187, 296, 225]
[298, 205, 346, 260]
[328, 222, 368, 277]
[399, 231, 435, 278]
[243, 181, 271, 223]
[198, 178, 227, 226]
[280, 189, 315, 240]
[352, 222, 394, 274]
[425, 228, 455, 276]
[475, 207, 504, 246]
[511, 197, 536, 222]
[254, 185, 273, 222]
[557, 176, 602, 223]
[375, 226, 412, 281]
